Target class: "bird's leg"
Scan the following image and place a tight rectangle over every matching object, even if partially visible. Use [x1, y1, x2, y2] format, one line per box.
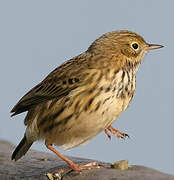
[105, 125, 129, 140]
[46, 144, 99, 173]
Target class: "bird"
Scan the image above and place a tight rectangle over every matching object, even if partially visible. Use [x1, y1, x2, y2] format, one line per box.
[11, 30, 163, 172]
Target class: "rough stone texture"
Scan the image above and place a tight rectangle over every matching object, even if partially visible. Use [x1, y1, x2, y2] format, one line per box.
[0, 139, 173, 180]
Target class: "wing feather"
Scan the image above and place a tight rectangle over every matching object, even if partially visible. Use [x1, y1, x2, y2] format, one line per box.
[11, 55, 90, 116]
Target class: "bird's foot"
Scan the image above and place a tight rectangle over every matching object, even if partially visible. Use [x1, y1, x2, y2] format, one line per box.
[54, 162, 99, 177]
[69, 161, 99, 172]
[105, 125, 129, 140]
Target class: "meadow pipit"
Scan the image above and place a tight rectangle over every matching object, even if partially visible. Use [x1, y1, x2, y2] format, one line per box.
[11, 30, 163, 172]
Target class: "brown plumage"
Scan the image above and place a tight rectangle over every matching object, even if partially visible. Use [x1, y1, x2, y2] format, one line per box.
[11, 30, 163, 172]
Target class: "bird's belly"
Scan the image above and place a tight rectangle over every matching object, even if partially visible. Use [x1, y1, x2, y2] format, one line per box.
[42, 94, 131, 150]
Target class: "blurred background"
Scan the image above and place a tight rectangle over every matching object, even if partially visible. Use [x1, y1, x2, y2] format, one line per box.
[0, 0, 173, 174]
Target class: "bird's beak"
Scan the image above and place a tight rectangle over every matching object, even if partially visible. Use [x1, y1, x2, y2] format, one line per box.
[144, 44, 164, 51]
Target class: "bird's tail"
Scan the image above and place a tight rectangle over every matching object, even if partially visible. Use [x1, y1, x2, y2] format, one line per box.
[11, 135, 33, 161]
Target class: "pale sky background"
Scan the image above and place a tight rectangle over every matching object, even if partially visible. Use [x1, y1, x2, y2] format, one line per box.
[0, 0, 173, 174]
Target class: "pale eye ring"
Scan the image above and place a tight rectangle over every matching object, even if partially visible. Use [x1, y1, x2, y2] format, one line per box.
[131, 42, 139, 50]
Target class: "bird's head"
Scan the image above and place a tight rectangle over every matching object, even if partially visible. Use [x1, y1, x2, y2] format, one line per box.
[88, 30, 163, 68]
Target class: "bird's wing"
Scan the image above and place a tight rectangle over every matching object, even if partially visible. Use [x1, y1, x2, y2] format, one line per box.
[11, 56, 93, 116]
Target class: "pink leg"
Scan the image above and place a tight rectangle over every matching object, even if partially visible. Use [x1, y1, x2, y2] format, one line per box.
[46, 144, 99, 172]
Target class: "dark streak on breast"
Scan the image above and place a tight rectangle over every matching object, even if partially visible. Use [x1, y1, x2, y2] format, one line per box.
[121, 71, 125, 82]
[105, 86, 111, 93]
[126, 70, 130, 84]
[112, 86, 116, 93]
[103, 97, 111, 104]
[94, 101, 101, 112]
[116, 85, 123, 98]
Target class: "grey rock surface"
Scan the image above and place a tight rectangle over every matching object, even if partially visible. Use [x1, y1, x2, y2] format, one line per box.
[0, 140, 173, 180]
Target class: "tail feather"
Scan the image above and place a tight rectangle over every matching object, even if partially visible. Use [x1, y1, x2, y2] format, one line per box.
[11, 136, 33, 161]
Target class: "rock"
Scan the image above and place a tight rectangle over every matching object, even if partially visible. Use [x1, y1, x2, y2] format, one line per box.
[0, 139, 173, 180]
[111, 159, 129, 170]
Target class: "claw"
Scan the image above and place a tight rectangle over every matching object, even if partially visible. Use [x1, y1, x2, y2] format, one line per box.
[125, 133, 130, 138]
[105, 125, 130, 140]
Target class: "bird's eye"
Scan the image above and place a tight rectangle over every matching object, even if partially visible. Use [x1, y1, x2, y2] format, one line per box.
[131, 43, 139, 50]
